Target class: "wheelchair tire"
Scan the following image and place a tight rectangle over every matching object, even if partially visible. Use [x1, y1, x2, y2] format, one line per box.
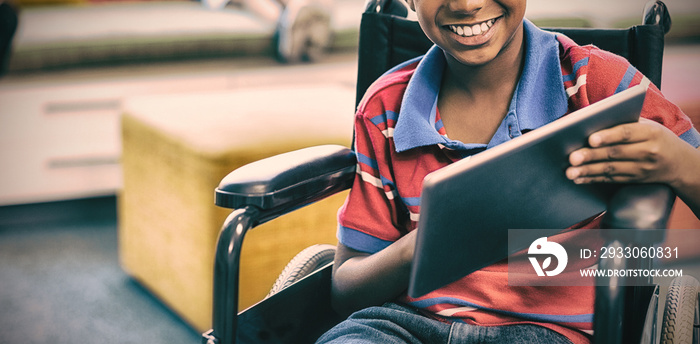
[266, 244, 336, 298]
[660, 275, 699, 344]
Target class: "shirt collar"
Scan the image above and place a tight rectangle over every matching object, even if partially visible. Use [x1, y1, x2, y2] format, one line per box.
[393, 19, 569, 153]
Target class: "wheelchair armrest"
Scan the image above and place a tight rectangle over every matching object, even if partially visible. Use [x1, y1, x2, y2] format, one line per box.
[215, 145, 356, 213]
[209, 147, 354, 344]
[602, 183, 675, 231]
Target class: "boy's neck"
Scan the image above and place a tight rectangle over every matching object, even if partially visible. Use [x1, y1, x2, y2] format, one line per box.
[436, 26, 525, 144]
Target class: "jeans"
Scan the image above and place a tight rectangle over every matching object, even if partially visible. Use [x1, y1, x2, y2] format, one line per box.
[316, 302, 573, 344]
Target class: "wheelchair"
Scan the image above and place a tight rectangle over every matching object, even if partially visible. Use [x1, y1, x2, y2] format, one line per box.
[202, 1, 700, 343]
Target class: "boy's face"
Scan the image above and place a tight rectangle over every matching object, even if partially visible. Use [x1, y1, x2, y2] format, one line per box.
[407, 0, 526, 66]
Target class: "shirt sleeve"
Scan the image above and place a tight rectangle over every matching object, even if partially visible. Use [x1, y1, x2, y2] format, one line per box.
[585, 47, 700, 147]
[336, 106, 408, 254]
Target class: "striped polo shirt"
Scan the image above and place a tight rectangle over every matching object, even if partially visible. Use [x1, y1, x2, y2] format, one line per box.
[337, 19, 700, 344]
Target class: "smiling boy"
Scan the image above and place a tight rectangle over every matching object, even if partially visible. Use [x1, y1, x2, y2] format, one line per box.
[317, 0, 700, 343]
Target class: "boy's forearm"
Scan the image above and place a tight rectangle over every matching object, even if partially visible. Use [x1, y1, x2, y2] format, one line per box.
[330, 231, 417, 316]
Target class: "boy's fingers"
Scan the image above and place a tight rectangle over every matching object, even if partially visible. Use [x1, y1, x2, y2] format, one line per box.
[588, 121, 654, 147]
[566, 161, 647, 183]
[569, 143, 648, 166]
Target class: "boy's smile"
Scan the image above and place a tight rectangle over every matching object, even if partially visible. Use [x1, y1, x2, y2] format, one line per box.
[445, 16, 500, 46]
[407, 0, 526, 66]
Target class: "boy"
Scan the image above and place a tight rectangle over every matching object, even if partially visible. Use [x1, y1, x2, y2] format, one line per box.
[318, 0, 700, 343]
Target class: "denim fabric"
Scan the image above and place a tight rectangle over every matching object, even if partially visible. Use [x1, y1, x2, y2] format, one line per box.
[316, 303, 572, 344]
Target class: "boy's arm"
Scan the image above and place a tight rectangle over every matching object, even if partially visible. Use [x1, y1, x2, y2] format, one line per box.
[331, 90, 420, 315]
[566, 118, 700, 219]
[330, 230, 417, 317]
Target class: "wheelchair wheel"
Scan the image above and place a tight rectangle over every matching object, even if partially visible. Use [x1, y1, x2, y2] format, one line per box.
[266, 244, 336, 297]
[660, 275, 699, 344]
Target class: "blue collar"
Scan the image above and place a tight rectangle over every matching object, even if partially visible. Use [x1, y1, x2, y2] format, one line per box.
[393, 19, 569, 153]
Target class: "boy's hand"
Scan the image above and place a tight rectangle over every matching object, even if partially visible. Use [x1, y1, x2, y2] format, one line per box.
[566, 118, 696, 190]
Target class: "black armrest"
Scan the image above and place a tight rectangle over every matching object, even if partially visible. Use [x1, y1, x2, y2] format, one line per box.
[215, 145, 356, 212]
[602, 183, 675, 233]
[209, 146, 355, 344]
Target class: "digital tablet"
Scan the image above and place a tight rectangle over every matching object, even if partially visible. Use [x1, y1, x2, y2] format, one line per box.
[408, 85, 646, 298]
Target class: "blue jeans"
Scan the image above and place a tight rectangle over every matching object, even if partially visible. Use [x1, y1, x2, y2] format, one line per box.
[316, 303, 573, 344]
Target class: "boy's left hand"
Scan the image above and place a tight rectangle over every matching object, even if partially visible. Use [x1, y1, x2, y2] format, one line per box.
[566, 118, 697, 190]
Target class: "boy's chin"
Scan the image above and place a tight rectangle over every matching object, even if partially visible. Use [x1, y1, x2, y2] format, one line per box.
[447, 50, 500, 67]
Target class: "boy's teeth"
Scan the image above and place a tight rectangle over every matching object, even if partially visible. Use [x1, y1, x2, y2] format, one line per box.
[450, 19, 495, 37]
[472, 24, 481, 35]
